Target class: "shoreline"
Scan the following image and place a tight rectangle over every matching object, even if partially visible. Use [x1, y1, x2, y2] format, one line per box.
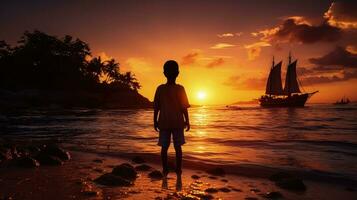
[1, 142, 356, 199]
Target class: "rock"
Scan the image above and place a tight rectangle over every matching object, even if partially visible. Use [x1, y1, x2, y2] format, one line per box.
[245, 197, 258, 200]
[269, 172, 306, 191]
[263, 191, 283, 199]
[36, 153, 63, 166]
[94, 173, 132, 186]
[16, 157, 40, 168]
[0, 148, 12, 161]
[92, 159, 103, 163]
[276, 178, 306, 191]
[345, 187, 356, 192]
[206, 167, 225, 176]
[208, 176, 217, 179]
[41, 145, 71, 161]
[131, 156, 145, 164]
[232, 188, 243, 192]
[27, 145, 41, 154]
[269, 172, 293, 182]
[219, 187, 231, 192]
[191, 175, 200, 179]
[221, 179, 228, 182]
[112, 163, 137, 180]
[205, 187, 218, 193]
[250, 188, 260, 193]
[148, 170, 163, 179]
[134, 164, 152, 171]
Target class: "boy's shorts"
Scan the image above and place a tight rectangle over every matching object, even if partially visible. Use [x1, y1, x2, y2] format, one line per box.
[158, 129, 185, 148]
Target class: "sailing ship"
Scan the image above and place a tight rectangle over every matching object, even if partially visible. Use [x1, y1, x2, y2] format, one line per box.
[334, 96, 350, 105]
[259, 53, 318, 107]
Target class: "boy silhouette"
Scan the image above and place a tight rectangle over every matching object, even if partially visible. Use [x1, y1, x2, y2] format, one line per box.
[154, 60, 190, 178]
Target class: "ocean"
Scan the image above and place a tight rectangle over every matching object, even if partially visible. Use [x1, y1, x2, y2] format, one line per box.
[1, 104, 357, 181]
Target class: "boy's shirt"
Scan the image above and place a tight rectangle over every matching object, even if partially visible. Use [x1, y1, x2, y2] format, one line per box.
[154, 83, 190, 130]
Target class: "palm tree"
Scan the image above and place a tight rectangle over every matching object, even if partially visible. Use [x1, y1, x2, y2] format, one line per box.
[103, 59, 120, 83]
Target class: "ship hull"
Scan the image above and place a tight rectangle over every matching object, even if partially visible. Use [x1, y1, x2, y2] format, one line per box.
[259, 93, 309, 107]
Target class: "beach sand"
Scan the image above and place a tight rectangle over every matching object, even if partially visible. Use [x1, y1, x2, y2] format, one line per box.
[1, 149, 356, 200]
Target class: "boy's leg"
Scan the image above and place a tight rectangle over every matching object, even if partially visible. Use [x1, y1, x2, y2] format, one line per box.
[174, 145, 182, 175]
[172, 129, 185, 175]
[161, 146, 169, 175]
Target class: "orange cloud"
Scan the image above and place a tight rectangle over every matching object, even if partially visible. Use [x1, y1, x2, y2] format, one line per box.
[217, 33, 234, 38]
[210, 43, 235, 49]
[181, 52, 200, 65]
[244, 42, 271, 61]
[324, 2, 357, 29]
[206, 58, 225, 68]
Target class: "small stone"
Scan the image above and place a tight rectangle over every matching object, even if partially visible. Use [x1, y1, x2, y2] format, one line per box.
[208, 176, 217, 179]
[345, 187, 355, 192]
[134, 164, 152, 171]
[131, 156, 145, 164]
[191, 175, 200, 179]
[263, 191, 283, 199]
[206, 167, 225, 176]
[232, 188, 243, 192]
[112, 163, 137, 180]
[92, 159, 103, 163]
[221, 179, 228, 182]
[269, 172, 292, 182]
[16, 157, 40, 168]
[276, 178, 306, 191]
[94, 173, 132, 186]
[148, 170, 163, 179]
[219, 187, 231, 192]
[41, 145, 71, 161]
[205, 187, 218, 193]
[250, 188, 260, 193]
[36, 153, 63, 166]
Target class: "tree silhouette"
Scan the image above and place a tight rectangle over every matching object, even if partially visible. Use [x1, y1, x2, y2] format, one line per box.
[0, 30, 141, 93]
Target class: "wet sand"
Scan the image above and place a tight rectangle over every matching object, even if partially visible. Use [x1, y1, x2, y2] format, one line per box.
[1, 150, 356, 200]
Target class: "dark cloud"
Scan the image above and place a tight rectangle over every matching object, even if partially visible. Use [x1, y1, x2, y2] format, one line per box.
[181, 52, 199, 65]
[309, 46, 357, 68]
[260, 17, 342, 44]
[301, 70, 357, 86]
[206, 58, 224, 68]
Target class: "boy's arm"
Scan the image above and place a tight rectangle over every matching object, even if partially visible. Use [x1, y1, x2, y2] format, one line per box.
[183, 108, 190, 131]
[154, 108, 159, 132]
[153, 87, 160, 132]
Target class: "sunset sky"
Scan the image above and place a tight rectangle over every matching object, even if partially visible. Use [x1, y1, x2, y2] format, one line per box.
[1, 0, 356, 105]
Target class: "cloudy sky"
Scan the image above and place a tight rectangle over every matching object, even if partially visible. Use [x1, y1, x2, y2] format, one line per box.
[1, 0, 356, 104]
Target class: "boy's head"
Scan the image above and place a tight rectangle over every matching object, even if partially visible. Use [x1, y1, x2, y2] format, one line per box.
[163, 60, 179, 80]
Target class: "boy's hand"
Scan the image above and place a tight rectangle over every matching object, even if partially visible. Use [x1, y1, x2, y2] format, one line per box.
[154, 121, 159, 132]
[185, 121, 190, 132]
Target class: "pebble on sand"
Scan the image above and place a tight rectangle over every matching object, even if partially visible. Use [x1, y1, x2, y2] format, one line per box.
[112, 163, 137, 180]
[191, 175, 200, 179]
[134, 164, 152, 171]
[263, 191, 283, 199]
[94, 173, 133, 186]
[131, 156, 145, 164]
[16, 157, 40, 168]
[148, 170, 163, 179]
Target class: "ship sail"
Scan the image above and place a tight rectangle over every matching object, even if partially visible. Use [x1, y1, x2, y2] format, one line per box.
[266, 61, 283, 95]
[283, 60, 301, 95]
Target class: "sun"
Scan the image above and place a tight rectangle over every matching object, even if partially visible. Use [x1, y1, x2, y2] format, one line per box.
[197, 91, 207, 100]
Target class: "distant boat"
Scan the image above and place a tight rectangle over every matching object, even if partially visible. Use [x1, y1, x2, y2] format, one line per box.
[334, 96, 350, 105]
[259, 53, 318, 107]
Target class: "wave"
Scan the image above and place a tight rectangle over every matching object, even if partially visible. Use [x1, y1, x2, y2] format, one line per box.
[66, 145, 357, 185]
